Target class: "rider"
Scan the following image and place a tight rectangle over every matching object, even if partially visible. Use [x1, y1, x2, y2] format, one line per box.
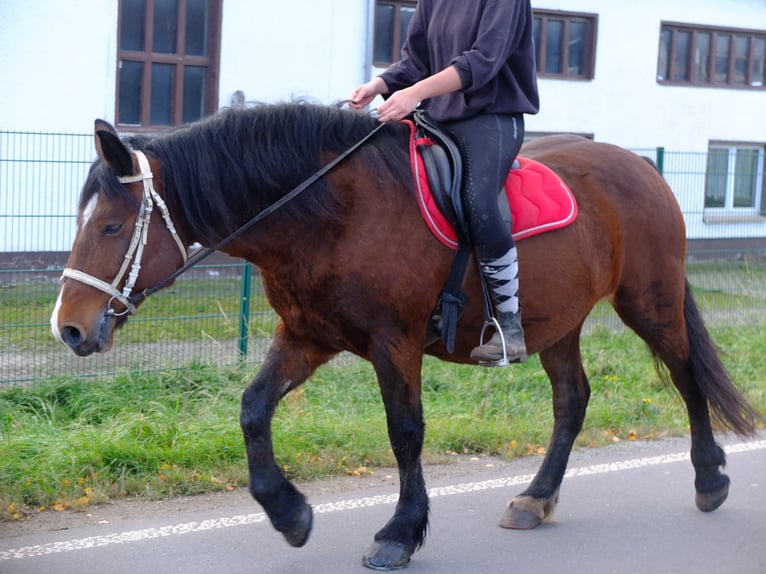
[350, 0, 539, 364]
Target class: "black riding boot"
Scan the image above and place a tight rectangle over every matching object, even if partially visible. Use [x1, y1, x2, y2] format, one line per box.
[470, 247, 528, 364]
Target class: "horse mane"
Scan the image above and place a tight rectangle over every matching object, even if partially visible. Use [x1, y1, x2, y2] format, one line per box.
[125, 101, 412, 242]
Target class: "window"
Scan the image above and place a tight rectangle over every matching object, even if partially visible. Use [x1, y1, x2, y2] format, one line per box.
[658, 23, 766, 89]
[533, 11, 598, 80]
[705, 143, 765, 213]
[373, 1, 416, 67]
[372, 6, 599, 79]
[117, 0, 222, 128]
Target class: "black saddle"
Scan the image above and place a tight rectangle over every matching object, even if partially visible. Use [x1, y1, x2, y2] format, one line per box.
[413, 111, 515, 242]
[413, 110, 468, 243]
[411, 111, 474, 354]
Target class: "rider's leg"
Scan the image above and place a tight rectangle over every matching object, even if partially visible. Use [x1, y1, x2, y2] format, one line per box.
[445, 113, 527, 364]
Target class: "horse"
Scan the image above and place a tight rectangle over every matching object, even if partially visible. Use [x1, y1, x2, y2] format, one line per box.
[50, 101, 758, 570]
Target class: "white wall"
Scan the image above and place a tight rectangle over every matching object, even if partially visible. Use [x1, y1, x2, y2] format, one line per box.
[1, 0, 764, 250]
[527, 0, 766, 150]
[1, 0, 763, 143]
[0, 0, 118, 132]
[218, 0, 369, 108]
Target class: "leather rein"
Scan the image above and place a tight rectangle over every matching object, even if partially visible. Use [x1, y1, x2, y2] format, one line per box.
[62, 122, 385, 317]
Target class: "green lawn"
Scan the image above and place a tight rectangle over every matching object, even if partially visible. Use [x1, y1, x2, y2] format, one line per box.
[1, 325, 764, 521]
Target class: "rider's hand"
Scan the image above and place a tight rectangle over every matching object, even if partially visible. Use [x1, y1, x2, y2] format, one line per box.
[376, 87, 420, 122]
[349, 78, 388, 111]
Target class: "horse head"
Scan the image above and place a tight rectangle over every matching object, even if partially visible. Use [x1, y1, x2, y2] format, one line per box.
[50, 120, 188, 356]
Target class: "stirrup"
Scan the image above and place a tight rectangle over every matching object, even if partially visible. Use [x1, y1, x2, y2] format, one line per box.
[476, 316, 508, 367]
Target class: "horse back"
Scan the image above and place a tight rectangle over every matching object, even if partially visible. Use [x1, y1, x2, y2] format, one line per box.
[520, 135, 685, 246]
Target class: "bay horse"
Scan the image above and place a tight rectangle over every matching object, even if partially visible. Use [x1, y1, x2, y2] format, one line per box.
[50, 102, 757, 570]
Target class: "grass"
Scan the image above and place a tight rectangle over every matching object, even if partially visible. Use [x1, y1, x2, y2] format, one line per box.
[1, 326, 764, 521]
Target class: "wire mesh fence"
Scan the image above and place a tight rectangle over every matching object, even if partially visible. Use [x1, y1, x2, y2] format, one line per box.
[0, 259, 281, 384]
[1, 130, 765, 386]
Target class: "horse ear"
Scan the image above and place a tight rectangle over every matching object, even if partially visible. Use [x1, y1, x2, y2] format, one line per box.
[94, 119, 134, 177]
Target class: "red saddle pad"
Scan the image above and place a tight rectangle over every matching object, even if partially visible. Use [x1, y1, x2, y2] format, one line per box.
[407, 121, 578, 250]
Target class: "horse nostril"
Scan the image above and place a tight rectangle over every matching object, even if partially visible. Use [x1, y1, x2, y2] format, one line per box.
[61, 325, 83, 347]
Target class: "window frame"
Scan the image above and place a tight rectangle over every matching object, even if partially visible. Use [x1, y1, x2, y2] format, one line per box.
[658, 22, 766, 90]
[533, 10, 598, 81]
[704, 142, 765, 215]
[372, 0, 417, 68]
[116, 0, 223, 130]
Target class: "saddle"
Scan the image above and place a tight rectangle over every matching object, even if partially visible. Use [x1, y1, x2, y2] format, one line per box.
[407, 111, 577, 354]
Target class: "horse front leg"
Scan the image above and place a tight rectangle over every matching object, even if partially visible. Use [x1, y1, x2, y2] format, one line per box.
[240, 330, 334, 547]
[363, 347, 428, 571]
[500, 334, 591, 529]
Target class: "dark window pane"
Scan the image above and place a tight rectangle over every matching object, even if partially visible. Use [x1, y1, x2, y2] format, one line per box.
[153, 0, 178, 54]
[696, 32, 711, 82]
[151, 63, 175, 125]
[545, 20, 563, 74]
[715, 34, 731, 82]
[753, 37, 766, 87]
[673, 31, 690, 81]
[733, 36, 749, 85]
[568, 21, 586, 75]
[533, 18, 541, 69]
[705, 148, 728, 208]
[374, 4, 394, 63]
[120, 0, 146, 51]
[183, 66, 206, 123]
[118, 60, 143, 125]
[185, 0, 209, 56]
[733, 149, 758, 207]
[399, 7, 415, 51]
[658, 29, 672, 80]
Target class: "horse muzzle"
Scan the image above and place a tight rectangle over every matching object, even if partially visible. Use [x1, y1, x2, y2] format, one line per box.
[51, 294, 122, 356]
[60, 315, 116, 356]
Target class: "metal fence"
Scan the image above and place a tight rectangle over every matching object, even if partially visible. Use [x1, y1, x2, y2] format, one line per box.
[2, 130, 765, 385]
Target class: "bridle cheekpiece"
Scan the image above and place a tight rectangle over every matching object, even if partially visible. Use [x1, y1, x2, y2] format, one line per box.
[61, 151, 187, 316]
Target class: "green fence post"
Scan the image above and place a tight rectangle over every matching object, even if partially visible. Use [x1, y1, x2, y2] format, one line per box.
[655, 146, 665, 176]
[238, 261, 253, 359]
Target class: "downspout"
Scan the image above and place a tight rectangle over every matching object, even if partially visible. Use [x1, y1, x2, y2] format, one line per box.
[363, 0, 375, 83]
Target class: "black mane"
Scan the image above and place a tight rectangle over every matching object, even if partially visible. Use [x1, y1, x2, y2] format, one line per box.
[125, 102, 411, 242]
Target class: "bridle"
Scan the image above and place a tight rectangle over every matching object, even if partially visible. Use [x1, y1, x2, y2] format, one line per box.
[62, 120, 385, 317]
[62, 150, 188, 316]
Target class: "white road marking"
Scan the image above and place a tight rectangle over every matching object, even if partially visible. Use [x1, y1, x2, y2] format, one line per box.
[2, 440, 764, 561]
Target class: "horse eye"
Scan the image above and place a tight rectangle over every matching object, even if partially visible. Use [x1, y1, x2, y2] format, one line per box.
[102, 224, 123, 236]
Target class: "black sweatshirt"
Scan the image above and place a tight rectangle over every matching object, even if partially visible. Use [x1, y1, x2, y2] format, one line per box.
[379, 0, 540, 122]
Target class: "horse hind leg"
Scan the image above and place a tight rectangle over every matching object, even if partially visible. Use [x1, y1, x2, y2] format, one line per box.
[613, 279, 757, 512]
[500, 330, 590, 529]
[240, 332, 335, 547]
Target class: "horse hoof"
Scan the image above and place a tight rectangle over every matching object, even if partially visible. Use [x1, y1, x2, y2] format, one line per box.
[498, 491, 559, 530]
[362, 540, 412, 571]
[282, 503, 313, 547]
[695, 476, 730, 512]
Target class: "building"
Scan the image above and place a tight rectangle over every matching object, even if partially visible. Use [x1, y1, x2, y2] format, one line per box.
[0, 0, 764, 255]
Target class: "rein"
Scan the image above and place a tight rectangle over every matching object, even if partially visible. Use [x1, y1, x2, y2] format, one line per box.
[64, 121, 385, 316]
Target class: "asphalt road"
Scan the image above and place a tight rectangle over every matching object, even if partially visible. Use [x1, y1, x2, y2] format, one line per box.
[1, 435, 764, 574]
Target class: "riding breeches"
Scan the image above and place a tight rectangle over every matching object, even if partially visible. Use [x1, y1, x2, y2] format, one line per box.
[444, 113, 524, 259]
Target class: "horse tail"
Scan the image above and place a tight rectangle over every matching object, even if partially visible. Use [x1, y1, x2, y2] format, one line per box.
[682, 278, 760, 436]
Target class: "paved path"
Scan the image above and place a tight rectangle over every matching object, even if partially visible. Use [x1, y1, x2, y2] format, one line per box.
[1, 436, 764, 574]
